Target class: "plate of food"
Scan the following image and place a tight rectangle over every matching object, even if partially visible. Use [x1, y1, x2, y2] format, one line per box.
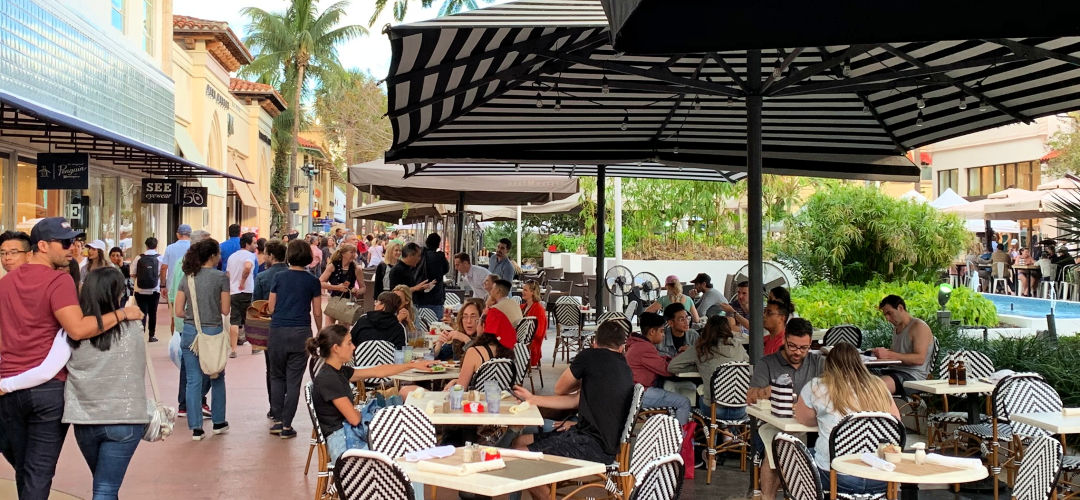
[414, 362, 452, 373]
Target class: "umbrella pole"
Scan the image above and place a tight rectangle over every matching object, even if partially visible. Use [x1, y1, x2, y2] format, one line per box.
[455, 191, 465, 255]
[747, 49, 764, 365]
[516, 205, 522, 265]
[596, 164, 606, 314]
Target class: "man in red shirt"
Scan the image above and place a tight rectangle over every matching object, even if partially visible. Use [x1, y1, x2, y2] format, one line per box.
[763, 300, 790, 355]
[625, 312, 690, 424]
[0, 217, 143, 499]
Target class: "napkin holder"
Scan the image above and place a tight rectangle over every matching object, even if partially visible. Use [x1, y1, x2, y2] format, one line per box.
[770, 382, 795, 418]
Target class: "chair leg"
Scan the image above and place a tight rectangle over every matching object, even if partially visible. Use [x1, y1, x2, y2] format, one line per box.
[304, 430, 317, 475]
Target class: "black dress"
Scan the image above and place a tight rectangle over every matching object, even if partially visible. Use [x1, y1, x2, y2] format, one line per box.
[327, 259, 357, 298]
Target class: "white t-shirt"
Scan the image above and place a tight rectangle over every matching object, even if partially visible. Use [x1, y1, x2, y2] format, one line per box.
[460, 264, 491, 300]
[226, 249, 258, 294]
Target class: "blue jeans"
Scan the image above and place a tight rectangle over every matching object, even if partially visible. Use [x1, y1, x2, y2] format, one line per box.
[697, 398, 747, 421]
[326, 427, 347, 465]
[177, 348, 209, 411]
[0, 379, 67, 500]
[642, 387, 690, 425]
[809, 450, 887, 495]
[181, 324, 227, 430]
[73, 424, 143, 500]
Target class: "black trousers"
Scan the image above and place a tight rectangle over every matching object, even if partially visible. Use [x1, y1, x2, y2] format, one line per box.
[268, 326, 309, 428]
[0, 380, 68, 500]
[134, 292, 160, 338]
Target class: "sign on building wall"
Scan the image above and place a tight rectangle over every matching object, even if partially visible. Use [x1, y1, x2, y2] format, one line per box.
[181, 186, 207, 207]
[334, 186, 347, 222]
[37, 153, 89, 190]
[140, 178, 177, 204]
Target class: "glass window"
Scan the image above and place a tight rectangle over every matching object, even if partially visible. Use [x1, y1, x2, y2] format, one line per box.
[16, 158, 64, 229]
[111, 0, 124, 32]
[981, 166, 993, 196]
[84, 177, 119, 248]
[938, 169, 958, 196]
[121, 177, 157, 260]
[1006, 163, 1016, 188]
[920, 166, 932, 181]
[968, 168, 981, 197]
[994, 165, 1004, 192]
[1018, 162, 1032, 190]
[142, 0, 153, 54]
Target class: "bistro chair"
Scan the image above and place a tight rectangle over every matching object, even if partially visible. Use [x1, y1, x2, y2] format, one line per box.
[563, 384, 646, 500]
[368, 405, 436, 460]
[1013, 434, 1063, 500]
[1039, 263, 1059, 298]
[696, 362, 752, 484]
[993, 374, 1077, 492]
[335, 449, 415, 500]
[512, 341, 531, 388]
[353, 340, 396, 389]
[468, 358, 515, 392]
[926, 350, 994, 449]
[822, 325, 862, 348]
[627, 415, 684, 494]
[895, 338, 939, 435]
[546, 267, 564, 281]
[553, 297, 584, 366]
[827, 412, 905, 500]
[515, 317, 543, 388]
[443, 292, 462, 309]
[992, 262, 1010, 294]
[773, 432, 824, 500]
[415, 307, 439, 333]
[626, 454, 685, 500]
[304, 383, 336, 500]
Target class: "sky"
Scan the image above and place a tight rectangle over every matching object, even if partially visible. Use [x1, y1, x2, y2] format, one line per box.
[175, 0, 508, 80]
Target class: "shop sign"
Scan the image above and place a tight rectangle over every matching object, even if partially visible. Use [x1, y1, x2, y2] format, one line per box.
[141, 179, 177, 204]
[37, 153, 89, 190]
[181, 186, 207, 207]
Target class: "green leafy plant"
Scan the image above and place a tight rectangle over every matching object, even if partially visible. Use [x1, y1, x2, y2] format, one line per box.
[791, 280, 998, 329]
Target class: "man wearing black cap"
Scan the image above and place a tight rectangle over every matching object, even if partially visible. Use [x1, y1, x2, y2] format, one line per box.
[0, 217, 144, 499]
[689, 272, 728, 319]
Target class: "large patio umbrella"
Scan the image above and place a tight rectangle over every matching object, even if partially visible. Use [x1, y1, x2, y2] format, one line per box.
[348, 199, 444, 224]
[382, 0, 1080, 363]
[925, 188, 1019, 233]
[984, 180, 1080, 220]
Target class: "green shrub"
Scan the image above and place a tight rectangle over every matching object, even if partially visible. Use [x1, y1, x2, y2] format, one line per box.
[792, 280, 998, 329]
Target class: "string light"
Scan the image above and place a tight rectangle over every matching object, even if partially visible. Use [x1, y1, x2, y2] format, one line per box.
[958, 96, 968, 110]
[841, 60, 852, 77]
[620, 111, 629, 131]
[915, 109, 924, 127]
[862, 103, 869, 114]
[554, 96, 562, 111]
[979, 99, 988, 112]
[916, 95, 926, 109]
[535, 91, 542, 108]
[726, 96, 733, 107]
[772, 66, 782, 78]
[601, 76, 610, 95]
[693, 96, 701, 111]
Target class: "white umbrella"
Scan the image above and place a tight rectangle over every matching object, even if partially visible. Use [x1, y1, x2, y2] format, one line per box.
[899, 189, 927, 203]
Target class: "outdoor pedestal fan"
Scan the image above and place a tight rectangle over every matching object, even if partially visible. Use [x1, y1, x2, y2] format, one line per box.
[732, 262, 793, 296]
[605, 265, 635, 311]
[604, 266, 662, 321]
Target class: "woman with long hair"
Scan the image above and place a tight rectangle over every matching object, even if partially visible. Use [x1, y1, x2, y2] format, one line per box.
[433, 298, 485, 361]
[794, 342, 899, 496]
[307, 325, 433, 463]
[173, 238, 231, 441]
[266, 240, 323, 439]
[319, 243, 366, 326]
[520, 280, 547, 366]
[443, 313, 513, 390]
[63, 267, 148, 499]
[374, 240, 402, 297]
[350, 291, 409, 348]
[393, 284, 418, 336]
[668, 315, 749, 414]
[85, 240, 112, 272]
[647, 275, 700, 323]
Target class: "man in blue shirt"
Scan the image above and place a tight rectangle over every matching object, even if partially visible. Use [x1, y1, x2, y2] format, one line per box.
[218, 224, 241, 272]
[488, 237, 515, 282]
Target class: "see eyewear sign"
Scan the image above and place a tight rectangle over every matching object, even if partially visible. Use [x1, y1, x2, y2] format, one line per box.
[37, 153, 89, 190]
[141, 179, 177, 204]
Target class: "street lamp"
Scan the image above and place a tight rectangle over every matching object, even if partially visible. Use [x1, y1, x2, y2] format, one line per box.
[302, 163, 320, 231]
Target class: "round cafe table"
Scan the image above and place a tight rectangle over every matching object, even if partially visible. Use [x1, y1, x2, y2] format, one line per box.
[831, 453, 987, 500]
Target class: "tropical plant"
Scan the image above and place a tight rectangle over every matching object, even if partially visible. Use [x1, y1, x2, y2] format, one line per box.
[791, 280, 998, 329]
[778, 184, 970, 286]
[368, 0, 491, 25]
[314, 69, 392, 166]
[1044, 112, 1080, 179]
[241, 0, 367, 232]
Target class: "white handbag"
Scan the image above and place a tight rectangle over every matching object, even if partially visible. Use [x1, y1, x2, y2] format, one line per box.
[187, 275, 230, 379]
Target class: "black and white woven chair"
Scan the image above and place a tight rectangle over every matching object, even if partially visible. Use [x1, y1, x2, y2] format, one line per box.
[353, 340, 396, 388]
[628, 415, 683, 493]
[696, 362, 751, 484]
[626, 453, 685, 500]
[304, 382, 336, 500]
[335, 449, 415, 500]
[926, 350, 994, 448]
[443, 292, 461, 309]
[561, 384, 646, 500]
[512, 341, 531, 388]
[415, 307, 439, 333]
[368, 405, 436, 460]
[468, 358, 515, 392]
[992, 373, 1076, 492]
[516, 316, 537, 345]
[827, 412, 905, 500]
[553, 297, 584, 366]
[1013, 434, 1063, 500]
[822, 325, 862, 348]
[773, 432, 824, 500]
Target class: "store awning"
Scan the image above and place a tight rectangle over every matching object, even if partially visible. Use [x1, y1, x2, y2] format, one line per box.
[229, 158, 268, 210]
[0, 91, 249, 182]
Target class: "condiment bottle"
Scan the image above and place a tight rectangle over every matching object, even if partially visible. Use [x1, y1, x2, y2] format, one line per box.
[957, 359, 967, 386]
[463, 442, 477, 463]
[877, 439, 890, 459]
[947, 360, 957, 385]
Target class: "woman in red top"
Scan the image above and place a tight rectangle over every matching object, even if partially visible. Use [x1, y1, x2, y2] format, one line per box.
[519, 280, 547, 366]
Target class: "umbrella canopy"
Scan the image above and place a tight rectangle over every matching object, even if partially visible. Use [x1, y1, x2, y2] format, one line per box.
[921, 188, 1017, 232]
[984, 183, 1080, 220]
[899, 189, 927, 203]
[474, 193, 583, 221]
[928, 188, 968, 209]
[348, 200, 444, 223]
[348, 158, 578, 205]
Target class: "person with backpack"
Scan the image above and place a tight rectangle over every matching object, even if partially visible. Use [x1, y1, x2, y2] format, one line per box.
[130, 237, 162, 342]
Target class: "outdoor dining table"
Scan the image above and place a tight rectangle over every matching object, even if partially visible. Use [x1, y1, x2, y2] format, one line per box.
[1012, 264, 1040, 295]
[390, 366, 461, 388]
[747, 400, 818, 497]
[1009, 411, 1080, 435]
[398, 447, 606, 500]
[404, 390, 544, 426]
[831, 452, 988, 500]
[902, 379, 996, 425]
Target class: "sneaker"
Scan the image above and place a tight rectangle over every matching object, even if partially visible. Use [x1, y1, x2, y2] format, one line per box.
[177, 408, 188, 418]
[212, 422, 230, 435]
[202, 404, 212, 419]
[280, 427, 297, 439]
[229, 351, 237, 359]
[148, 336, 159, 343]
[192, 429, 206, 441]
[269, 423, 283, 435]
[266, 410, 275, 420]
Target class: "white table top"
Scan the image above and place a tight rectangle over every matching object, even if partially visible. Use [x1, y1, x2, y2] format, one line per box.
[391, 367, 461, 383]
[747, 401, 818, 433]
[677, 372, 701, 378]
[1010, 412, 1080, 434]
[831, 453, 987, 485]
[405, 390, 544, 426]
[397, 448, 605, 497]
[903, 379, 996, 395]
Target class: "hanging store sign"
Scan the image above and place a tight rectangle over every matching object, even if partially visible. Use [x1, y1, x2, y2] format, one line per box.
[37, 153, 89, 190]
[180, 186, 207, 207]
[141, 179, 177, 204]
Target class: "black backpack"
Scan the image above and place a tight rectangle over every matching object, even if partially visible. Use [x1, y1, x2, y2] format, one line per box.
[135, 254, 160, 290]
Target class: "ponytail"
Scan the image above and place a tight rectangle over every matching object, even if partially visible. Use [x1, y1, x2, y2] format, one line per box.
[308, 324, 350, 359]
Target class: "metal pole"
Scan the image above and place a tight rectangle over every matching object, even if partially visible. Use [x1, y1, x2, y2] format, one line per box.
[747, 49, 765, 365]
[455, 191, 466, 254]
[595, 164, 606, 313]
[615, 177, 623, 266]
[307, 166, 314, 233]
[516, 205, 523, 264]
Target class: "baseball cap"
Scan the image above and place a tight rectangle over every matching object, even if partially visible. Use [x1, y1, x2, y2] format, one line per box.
[29, 217, 85, 245]
[87, 239, 109, 252]
[664, 274, 680, 286]
[177, 224, 192, 236]
[690, 273, 712, 285]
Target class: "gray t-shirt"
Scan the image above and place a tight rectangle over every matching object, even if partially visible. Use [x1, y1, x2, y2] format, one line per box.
[889, 318, 933, 380]
[750, 351, 825, 395]
[696, 287, 729, 318]
[177, 267, 230, 327]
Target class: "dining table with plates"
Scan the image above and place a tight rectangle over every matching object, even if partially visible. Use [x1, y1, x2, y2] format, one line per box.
[404, 389, 544, 426]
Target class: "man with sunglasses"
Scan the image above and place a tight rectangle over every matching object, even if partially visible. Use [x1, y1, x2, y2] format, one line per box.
[0, 217, 144, 499]
[746, 318, 823, 500]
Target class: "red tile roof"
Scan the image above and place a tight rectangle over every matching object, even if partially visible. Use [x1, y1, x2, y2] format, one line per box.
[229, 78, 288, 113]
[297, 136, 326, 155]
[173, 15, 253, 68]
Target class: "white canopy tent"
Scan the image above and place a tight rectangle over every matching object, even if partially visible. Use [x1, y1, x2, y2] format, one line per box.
[929, 188, 1019, 232]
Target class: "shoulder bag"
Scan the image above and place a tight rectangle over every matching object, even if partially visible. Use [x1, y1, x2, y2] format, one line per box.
[187, 275, 230, 379]
[124, 295, 177, 442]
[325, 296, 364, 325]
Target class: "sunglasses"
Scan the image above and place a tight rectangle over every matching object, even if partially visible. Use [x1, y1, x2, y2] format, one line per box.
[50, 238, 74, 249]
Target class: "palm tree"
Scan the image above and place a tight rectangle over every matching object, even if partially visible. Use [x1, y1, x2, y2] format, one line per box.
[241, 0, 366, 231]
[368, 0, 489, 26]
